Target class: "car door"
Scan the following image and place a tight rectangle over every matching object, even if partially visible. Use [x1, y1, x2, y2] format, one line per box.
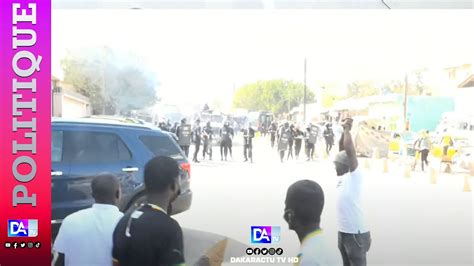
[51, 127, 71, 224]
[53, 126, 140, 221]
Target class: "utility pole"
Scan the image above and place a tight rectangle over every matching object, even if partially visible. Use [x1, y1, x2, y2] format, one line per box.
[303, 58, 307, 125]
[403, 72, 408, 131]
[288, 81, 291, 113]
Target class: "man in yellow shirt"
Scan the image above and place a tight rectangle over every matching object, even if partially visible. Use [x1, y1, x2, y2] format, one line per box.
[441, 130, 454, 156]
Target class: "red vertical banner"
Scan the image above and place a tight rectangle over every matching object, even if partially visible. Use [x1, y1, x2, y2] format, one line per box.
[0, 0, 51, 265]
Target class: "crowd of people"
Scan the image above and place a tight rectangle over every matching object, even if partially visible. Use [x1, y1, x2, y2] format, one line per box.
[52, 118, 370, 266]
[389, 128, 456, 173]
[153, 111, 347, 166]
[272, 120, 337, 163]
[171, 117, 254, 163]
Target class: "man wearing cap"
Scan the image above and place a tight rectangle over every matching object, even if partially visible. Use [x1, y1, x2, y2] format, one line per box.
[334, 118, 371, 266]
[284, 180, 342, 265]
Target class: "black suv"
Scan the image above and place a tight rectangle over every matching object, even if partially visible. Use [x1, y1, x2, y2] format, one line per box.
[52, 117, 192, 234]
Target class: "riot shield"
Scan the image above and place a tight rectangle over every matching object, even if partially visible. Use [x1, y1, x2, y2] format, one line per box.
[308, 125, 319, 144]
[278, 131, 289, 151]
[178, 124, 192, 146]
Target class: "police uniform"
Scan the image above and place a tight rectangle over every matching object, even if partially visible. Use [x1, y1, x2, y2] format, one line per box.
[269, 122, 278, 148]
[323, 125, 335, 155]
[228, 126, 235, 158]
[278, 124, 290, 163]
[202, 123, 213, 160]
[294, 128, 305, 160]
[243, 127, 255, 163]
[220, 124, 233, 161]
[287, 126, 295, 160]
[306, 125, 319, 161]
[176, 121, 192, 158]
[192, 121, 202, 163]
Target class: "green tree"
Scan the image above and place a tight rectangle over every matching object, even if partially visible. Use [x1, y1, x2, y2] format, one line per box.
[61, 47, 157, 115]
[347, 81, 380, 98]
[233, 79, 315, 114]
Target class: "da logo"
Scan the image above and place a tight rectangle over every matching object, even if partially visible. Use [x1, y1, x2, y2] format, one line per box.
[8, 220, 38, 237]
[251, 226, 280, 244]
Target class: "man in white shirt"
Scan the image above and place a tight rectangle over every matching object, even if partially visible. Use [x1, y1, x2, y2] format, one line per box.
[53, 174, 124, 266]
[334, 118, 371, 266]
[284, 180, 342, 266]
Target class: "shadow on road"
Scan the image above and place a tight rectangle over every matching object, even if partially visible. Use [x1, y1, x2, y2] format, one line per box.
[183, 228, 249, 265]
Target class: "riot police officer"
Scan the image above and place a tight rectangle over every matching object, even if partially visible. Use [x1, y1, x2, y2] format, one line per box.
[228, 122, 235, 158]
[159, 122, 169, 132]
[278, 122, 290, 163]
[323, 123, 335, 156]
[202, 121, 213, 160]
[176, 118, 192, 158]
[220, 122, 233, 161]
[305, 123, 319, 161]
[243, 125, 255, 163]
[171, 122, 179, 135]
[269, 122, 278, 148]
[287, 124, 296, 160]
[192, 119, 202, 163]
[294, 125, 305, 160]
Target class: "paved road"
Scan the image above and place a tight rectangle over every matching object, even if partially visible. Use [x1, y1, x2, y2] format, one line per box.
[177, 136, 473, 265]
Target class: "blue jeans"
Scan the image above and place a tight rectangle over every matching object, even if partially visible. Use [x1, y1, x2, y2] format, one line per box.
[338, 231, 371, 266]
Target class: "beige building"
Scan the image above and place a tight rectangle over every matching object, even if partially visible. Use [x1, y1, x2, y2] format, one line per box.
[52, 77, 92, 118]
[434, 64, 473, 114]
[456, 74, 474, 115]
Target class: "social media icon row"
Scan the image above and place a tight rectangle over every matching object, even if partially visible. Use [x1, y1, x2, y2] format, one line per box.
[246, 247, 284, 256]
[4, 241, 41, 249]
[251, 226, 281, 244]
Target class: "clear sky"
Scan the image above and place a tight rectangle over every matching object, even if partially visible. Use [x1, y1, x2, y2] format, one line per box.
[52, 10, 473, 110]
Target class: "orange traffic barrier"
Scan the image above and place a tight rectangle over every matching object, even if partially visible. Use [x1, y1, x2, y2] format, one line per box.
[463, 176, 471, 192]
[430, 167, 437, 184]
[383, 158, 389, 173]
[404, 164, 411, 178]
